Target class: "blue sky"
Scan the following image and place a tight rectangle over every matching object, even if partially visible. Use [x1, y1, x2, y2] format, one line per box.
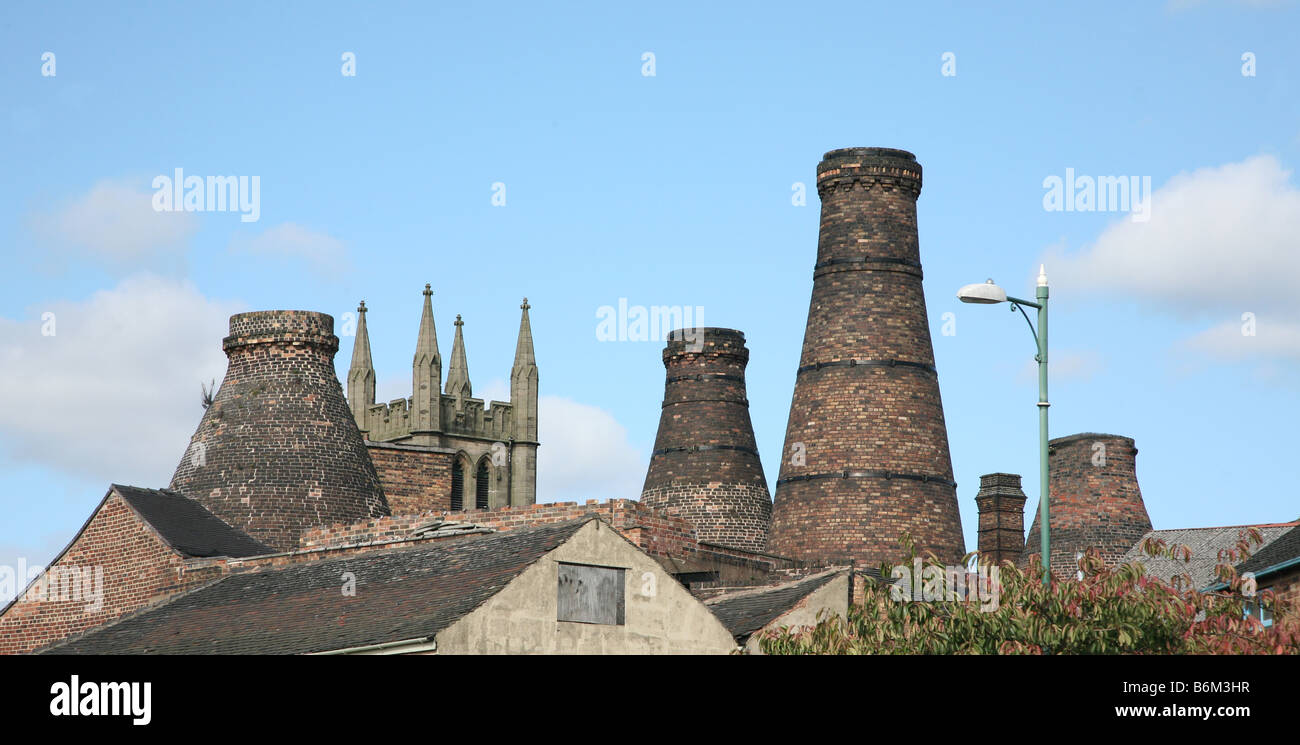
[2, 1, 1298, 572]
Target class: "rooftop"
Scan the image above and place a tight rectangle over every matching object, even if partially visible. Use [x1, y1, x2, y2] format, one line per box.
[45, 519, 587, 655]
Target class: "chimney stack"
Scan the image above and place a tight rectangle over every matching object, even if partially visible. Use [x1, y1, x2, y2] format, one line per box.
[1022, 433, 1153, 576]
[641, 328, 772, 552]
[170, 310, 390, 551]
[768, 148, 965, 566]
[975, 473, 1027, 566]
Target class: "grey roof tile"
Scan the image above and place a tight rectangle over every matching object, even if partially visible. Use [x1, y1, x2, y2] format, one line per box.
[1237, 525, 1300, 578]
[1119, 523, 1298, 589]
[705, 570, 842, 641]
[113, 484, 273, 559]
[45, 519, 587, 655]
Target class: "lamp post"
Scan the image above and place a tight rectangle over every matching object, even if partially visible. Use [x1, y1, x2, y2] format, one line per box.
[957, 265, 1050, 584]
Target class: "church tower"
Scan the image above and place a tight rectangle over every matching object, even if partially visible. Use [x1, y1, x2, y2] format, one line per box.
[344, 285, 539, 511]
[767, 148, 965, 566]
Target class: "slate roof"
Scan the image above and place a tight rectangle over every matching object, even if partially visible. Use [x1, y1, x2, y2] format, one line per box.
[1237, 524, 1300, 578]
[705, 569, 843, 642]
[1118, 523, 1298, 590]
[45, 519, 588, 655]
[113, 485, 272, 559]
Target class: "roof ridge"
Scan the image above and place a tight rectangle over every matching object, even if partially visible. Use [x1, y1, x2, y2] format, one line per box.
[704, 567, 844, 605]
[1142, 521, 1299, 534]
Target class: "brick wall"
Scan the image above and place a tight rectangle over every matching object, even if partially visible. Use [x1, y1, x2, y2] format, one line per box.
[298, 499, 785, 581]
[300, 499, 691, 555]
[0, 493, 215, 655]
[366, 442, 453, 515]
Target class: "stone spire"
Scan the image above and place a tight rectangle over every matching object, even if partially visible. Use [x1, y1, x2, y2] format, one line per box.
[509, 298, 540, 506]
[347, 300, 376, 430]
[512, 297, 536, 375]
[412, 284, 442, 433]
[445, 314, 471, 400]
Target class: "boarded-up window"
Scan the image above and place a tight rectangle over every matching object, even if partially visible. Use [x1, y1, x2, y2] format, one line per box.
[556, 563, 625, 625]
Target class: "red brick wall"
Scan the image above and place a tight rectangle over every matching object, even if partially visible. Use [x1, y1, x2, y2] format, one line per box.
[366, 444, 453, 515]
[0, 493, 215, 655]
[300, 500, 691, 555]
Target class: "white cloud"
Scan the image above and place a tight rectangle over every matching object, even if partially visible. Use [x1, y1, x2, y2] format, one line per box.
[1040, 155, 1300, 371]
[536, 396, 646, 503]
[1041, 155, 1300, 316]
[228, 222, 349, 278]
[1181, 317, 1300, 361]
[27, 180, 197, 273]
[0, 275, 242, 486]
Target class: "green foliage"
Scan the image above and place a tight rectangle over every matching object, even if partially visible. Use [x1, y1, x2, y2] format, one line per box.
[759, 531, 1300, 655]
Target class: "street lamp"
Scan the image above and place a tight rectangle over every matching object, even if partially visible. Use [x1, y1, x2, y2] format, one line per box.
[957, 265, 1051, 584]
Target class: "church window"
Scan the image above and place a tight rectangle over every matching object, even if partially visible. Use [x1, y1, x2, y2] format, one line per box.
[475, 459, 490, 509]
[451, 460, 464, 510]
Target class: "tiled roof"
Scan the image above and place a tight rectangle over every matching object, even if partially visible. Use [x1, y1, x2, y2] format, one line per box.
[1119, 523, 1298, 589]
[1237, 525, 1300, 578]
[704, 569, 842, 641]
[113, 485, 272, 559]
[45, 519, 587, 655]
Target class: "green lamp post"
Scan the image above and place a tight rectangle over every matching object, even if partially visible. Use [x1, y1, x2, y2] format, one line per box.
[957, 265, 1051, 584]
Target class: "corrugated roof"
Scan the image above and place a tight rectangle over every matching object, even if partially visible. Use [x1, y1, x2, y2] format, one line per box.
[44, 519, 588, 655]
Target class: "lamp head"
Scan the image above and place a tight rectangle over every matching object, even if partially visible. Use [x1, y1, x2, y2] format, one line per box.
[957, 279, 1007, 304]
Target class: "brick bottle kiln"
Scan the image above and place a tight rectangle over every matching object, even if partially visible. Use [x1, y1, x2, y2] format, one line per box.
[767, 148, 965, 566]
[168, 311, 390, 551]
[640, 328, 772, 553]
